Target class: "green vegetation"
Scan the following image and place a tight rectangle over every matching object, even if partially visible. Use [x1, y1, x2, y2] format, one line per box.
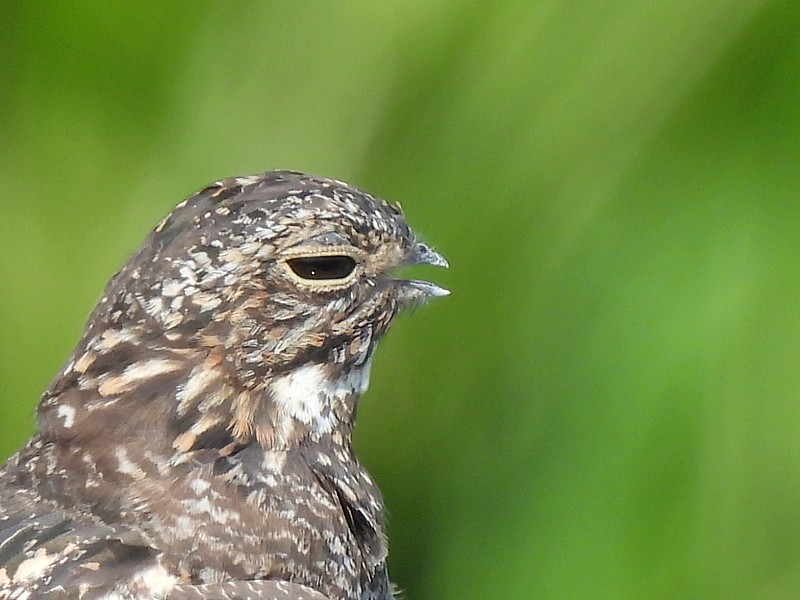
[2, 2, 799, 598]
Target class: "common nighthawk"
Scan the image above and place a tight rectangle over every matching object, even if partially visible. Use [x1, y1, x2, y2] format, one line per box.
[0, 171, 448, 600]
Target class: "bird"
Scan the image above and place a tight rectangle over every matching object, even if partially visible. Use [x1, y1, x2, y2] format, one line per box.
[0, 170, 448, 600]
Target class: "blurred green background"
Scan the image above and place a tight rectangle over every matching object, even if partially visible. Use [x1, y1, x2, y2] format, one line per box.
[2, 1, 800, 598]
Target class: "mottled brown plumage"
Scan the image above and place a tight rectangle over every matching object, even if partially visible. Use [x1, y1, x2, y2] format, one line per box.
[0, 171, 448, 600]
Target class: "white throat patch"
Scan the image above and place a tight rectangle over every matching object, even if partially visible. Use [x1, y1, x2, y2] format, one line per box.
[270, 359, 373, 435]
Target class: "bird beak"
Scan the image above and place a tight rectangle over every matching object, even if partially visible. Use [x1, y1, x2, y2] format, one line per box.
[401, 242, 450, 298]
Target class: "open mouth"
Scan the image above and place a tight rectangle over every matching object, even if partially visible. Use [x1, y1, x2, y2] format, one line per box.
[399, 242, 450, 298]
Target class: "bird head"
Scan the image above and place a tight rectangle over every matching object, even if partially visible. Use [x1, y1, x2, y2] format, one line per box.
[38, 171, 448, 451]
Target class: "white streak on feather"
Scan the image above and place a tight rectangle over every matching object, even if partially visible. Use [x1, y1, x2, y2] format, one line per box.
[115, 447, 146, 480]
[97, 564, 178, 600]
[176, 367, 220, 414]
[189, 479, 211, 494]
[97, 358, 183, 396]
[13, 551, 58, 582]
[56, 404, 76, 428]
[181, 496, 241, 525]
[95, 328, 135, 351]
[124, 358, 183, 383]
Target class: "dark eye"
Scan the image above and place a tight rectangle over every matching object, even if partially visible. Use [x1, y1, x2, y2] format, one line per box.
[287, 256, 357, 281]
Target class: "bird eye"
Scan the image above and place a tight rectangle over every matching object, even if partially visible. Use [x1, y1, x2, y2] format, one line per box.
[286, 255, 357, 281]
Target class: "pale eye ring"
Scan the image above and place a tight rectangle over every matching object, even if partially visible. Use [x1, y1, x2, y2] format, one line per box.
[286, 255, 357, 281]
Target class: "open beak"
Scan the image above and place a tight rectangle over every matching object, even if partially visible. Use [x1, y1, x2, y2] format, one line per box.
[402, 242, 450, 298]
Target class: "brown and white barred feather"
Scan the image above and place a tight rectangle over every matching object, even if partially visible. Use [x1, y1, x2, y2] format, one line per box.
[0, 171, 447, 600]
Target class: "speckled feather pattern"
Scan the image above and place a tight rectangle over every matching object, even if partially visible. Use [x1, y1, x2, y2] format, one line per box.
[0, 171, 447, 600]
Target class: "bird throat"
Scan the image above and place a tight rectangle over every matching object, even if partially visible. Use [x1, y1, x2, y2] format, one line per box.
[270, 358, 373, 439]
